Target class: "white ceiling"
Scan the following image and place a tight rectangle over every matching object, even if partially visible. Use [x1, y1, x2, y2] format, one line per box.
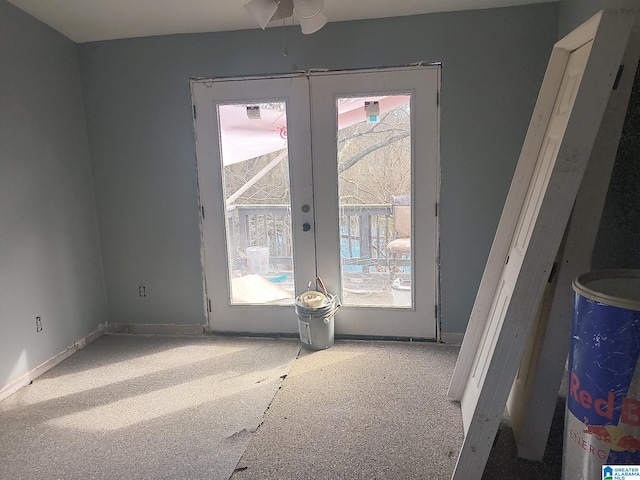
[7, 0, 556, 43]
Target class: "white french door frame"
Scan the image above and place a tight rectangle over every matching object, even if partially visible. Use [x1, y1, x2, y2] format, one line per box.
[191, 75, 316, 334]
[191, 65, 440, 339]
[309, 67, 440, 338]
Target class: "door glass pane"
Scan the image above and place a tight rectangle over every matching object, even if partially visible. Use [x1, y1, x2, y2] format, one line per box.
[217, 102, 295, 305]
[336, 95, 412, 307]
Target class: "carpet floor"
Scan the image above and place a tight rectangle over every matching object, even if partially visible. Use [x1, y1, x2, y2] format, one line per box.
[232, 341, 565, 480]
[0, 335, 300, 480]
[0, 335, 566, 479]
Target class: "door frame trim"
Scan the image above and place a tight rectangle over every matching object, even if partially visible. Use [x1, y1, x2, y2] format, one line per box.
[190, 64, 441, 338]
[309, 66, 440, 339]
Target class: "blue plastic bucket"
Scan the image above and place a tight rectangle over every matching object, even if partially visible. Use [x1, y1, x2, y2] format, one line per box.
[563, 270, 640, 479]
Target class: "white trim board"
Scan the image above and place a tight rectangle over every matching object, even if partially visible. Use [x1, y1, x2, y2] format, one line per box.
[0, 325, 106, 402]
[447, 9, 639, 480]
[507, 15, 640, 461]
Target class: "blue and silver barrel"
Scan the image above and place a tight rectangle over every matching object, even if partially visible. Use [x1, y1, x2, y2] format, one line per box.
[563, 270, 640, 480]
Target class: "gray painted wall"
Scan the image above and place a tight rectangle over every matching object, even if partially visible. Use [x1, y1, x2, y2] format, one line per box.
[0, 1, 107, 390]
[559, 0, 639, 35]
[559, 0, 640, 270]
[78, 3, 558, 334]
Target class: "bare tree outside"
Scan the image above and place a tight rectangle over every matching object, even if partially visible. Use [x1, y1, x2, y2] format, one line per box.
[338, 103, 410, 205]
[220, 97, 413, 305]
[222, 103, 410, 206]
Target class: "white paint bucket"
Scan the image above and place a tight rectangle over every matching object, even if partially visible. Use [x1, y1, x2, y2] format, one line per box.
[245, 246, 270, 274]
[295, 294, 340, 350]
[391, 278, 411, 307]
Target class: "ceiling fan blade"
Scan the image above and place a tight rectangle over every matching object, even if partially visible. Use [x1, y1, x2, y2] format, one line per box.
[293, 0, 323, 19]
[244, 0, 279, 29]
[271, 0, 294, 21]
[299, 10, 326, 34]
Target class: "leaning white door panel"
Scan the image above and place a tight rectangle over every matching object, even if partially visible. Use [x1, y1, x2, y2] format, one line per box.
[449, 10, 638, 480]
[460, 40, 591, 430]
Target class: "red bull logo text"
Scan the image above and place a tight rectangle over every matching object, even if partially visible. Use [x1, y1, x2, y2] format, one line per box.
[569, 372, 640, 456]
[568, 427, 608, 460]
[570, 372, 640, 427]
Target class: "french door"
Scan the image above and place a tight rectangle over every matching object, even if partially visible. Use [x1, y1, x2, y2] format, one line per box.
[191, 66, 439, 338]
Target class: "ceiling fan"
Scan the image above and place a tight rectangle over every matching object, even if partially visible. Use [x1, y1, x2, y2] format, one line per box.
[244, 0, 327, 34]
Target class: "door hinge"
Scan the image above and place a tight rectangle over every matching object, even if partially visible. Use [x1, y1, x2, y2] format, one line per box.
[435, 202, 439, 217]
[201, 206, 205, 219]
[435, 304, 439, 318]
[436, 91, 440, 106]
[193, 104, 197, 118]
[208, 298, 212, 313]
[613, 65, 624, 90]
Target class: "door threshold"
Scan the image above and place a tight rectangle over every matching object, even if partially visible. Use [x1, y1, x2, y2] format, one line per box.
[211, 331, 437, 343]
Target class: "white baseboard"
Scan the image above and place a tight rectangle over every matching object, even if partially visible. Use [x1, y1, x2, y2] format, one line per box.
[108, 323, 206, 335]
[0, 324, 107, 402]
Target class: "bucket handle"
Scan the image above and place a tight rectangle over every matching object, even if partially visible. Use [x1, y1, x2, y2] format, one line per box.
[316, 277, 328, 296]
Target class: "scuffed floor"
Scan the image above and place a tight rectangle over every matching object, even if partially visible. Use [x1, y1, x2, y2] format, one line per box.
[232, 341, 565, 480]
[232, 341, 465, 479]
[0, 336, 565, 479]
[0, 335, 300, 480]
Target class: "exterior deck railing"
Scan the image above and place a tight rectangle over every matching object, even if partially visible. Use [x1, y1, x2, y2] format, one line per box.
[226, 204, 396, 272]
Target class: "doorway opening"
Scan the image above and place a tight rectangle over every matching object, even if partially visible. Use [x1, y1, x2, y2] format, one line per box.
[191, 66, 440, 338]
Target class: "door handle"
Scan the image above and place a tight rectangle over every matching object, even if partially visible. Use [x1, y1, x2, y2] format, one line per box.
[302, 223, 311, 232]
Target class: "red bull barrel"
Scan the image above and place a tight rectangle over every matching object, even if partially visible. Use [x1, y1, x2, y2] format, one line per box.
[563, 270, 640, 479]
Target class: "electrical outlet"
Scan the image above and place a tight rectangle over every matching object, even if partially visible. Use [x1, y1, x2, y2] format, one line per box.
[35, 316, 43, 332]
[138, 285, 146, 297]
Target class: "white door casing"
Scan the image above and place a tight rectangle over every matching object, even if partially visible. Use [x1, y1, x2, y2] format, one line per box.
[191, 66, 440, 338]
